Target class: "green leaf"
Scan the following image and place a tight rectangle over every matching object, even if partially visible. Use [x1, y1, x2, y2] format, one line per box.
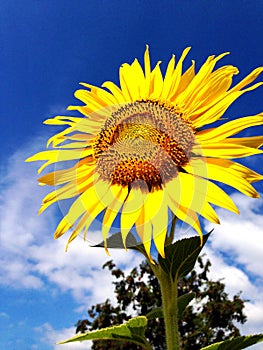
[57, 316, 152, 350]
[158, 231, 212, 280]
[201, 334, 263, 350]
[178, 292, 196, 318]
[146, 307, 163, 320]
[146, 292, 195, 320]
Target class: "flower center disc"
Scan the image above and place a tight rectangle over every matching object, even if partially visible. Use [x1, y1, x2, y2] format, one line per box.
[94, 101, 195, 191]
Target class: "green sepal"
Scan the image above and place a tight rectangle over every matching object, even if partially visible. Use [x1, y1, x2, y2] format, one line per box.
[57, 316, 152, 350]
[146, 292, 195, 320]
[201, 334, 263, 350]
[92, 231, 139, 249]
[158, 231, 212, 281]
[92, 231, 149, 259]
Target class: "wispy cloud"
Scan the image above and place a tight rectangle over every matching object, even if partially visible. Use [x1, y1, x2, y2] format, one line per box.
[0, 140, 142, 301]
[35, 323, 92, 350]
[204, 193, 263, 344]
[206, 193, 263, 279]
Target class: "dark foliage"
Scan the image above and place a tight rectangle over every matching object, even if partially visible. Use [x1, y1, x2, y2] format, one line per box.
[75, 257, 247, 349]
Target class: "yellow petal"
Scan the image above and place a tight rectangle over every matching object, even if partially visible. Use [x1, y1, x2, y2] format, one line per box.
[26, 148, 94, 174]
[197, 114, 263, 143]
[66, 212, 90, 249]
[119, 64, 134, 101]
[120, 186, 147, 247]
[183, 66, 238, 113]
[184, 158, 260, 198]
[167, 194, 203, 241]
[161, 54, 175, 99]
[64, 181, 119, 246]
[144, 190, 165, 222]
[199, 202, 220, 224]
[102, 81, 126, 104]
[142, 190, 167, 257]
[230, 67, 263, 92]
[206, 181, 239, 213]
[223, 136, 263, 149]
[191, 82, 263, 127]
[151, 203, 168, 258]
[220, 160, 263, 182]
[150, 61, 163, 99]
[176, 52, 230, 108]
[119, 59, 145, 101]
[54, 195, 87, 239]
[144, 45, 151, 96]
[167, 172, 238, 213]
[175, 60, 195, 97]
[136, 206, 153, 263]
[74, 89, 108, 111]
[165, 172, 209, 216]
[80, 82, 118, 105]
[101, 185, 129, 242]
[194, 143, 263, 158]
[167, 47, 191, 100]
[131, 58, 146, 99]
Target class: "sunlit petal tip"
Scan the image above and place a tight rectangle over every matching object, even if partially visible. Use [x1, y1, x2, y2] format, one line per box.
[79, 82, 90, 87]
[65, 240, 71, 252]
[54, 220, 71, 240]
[199, 234, 204, 247]
[38, 206, 44, 215]
[158, 247, 165, 259]
[24, 155, 34, 163]
[121, 234, 128, 251]
[104, 245, 110, 256]
[43, 118, 56, 125]
[37, 165, 46, 174]
[216, 52, 230, 61]
[147, 252, 156, 265]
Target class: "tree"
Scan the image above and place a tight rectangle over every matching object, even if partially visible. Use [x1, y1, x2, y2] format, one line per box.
[75, 256, 247, 349]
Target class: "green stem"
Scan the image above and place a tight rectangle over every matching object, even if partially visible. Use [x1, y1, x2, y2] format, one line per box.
[157, 268, 180, 350]
[150, 215, 181, 350]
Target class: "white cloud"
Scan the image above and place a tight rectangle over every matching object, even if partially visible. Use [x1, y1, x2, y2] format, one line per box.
[0, 139, 143, 307]
[205, 193, 263, 279]
[28, 235, 142, 307]
[0, 140, 56, 288]
[35, 323, 92, 350]
[202, 246, 263, 340]
[203, 193, 263, 347]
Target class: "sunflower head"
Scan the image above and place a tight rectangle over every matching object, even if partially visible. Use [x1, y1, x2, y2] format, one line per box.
[94, 100, 195, 191]
[27, 46, 263, 262]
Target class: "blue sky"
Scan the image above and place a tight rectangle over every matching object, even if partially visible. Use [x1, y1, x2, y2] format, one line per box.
[1, 1, 263, 349]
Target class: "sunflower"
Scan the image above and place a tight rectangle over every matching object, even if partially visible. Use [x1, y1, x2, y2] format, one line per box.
[27, 46, 263, 260]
